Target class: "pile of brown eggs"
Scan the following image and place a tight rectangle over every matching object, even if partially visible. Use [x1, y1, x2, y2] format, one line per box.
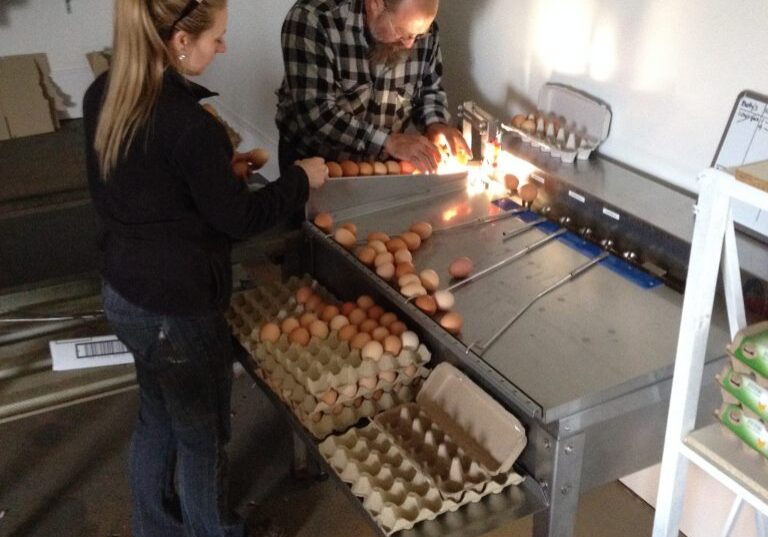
[326, 159, 416, 178]
[312, 213, 465, 336]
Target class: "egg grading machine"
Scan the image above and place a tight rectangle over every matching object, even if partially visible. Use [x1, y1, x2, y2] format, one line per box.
[245, 106, 765, 537]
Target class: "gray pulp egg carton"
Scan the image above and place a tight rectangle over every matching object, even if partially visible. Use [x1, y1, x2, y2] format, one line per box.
[226, 276, 434, 438]
[319, 422, 524, 535]
[373, 363, 527, 501]
[505, 82, 611, 164]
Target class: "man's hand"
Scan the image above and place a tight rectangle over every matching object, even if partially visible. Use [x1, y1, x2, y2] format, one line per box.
[384, 133, 442, 173]
[426, 123, 473, 162]
[295, 157, 329, 189]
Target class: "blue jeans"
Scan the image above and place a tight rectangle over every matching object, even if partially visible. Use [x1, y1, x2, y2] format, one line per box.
[102, 283, 246, 537]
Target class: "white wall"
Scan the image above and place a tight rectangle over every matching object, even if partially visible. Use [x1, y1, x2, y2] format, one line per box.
[0, 0, 113, 117]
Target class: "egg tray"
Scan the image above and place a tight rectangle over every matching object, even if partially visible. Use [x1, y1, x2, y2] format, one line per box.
[253, 333, 431, 401]
[319, 423, 524, 535]
[729, 354, 768, 390]
[374, 403, 492, 501]
[717, 403, 768, 464]
[504, 121, 589, 164]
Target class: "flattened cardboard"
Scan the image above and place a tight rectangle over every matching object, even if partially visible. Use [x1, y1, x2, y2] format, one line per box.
[0, 54, 58, 139]
[735, 160, 768, 193]
[86, 50, 111, 78]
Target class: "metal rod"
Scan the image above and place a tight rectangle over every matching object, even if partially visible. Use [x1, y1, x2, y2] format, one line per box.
[501, 217, 547, 241]
[467, 251, 609, 356]
[445, 228, 567, 294]
[433, 208, 526, 233]
[0, 310, 104, 323]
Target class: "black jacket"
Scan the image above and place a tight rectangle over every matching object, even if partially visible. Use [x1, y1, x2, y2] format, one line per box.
[83, 69, 309, 314]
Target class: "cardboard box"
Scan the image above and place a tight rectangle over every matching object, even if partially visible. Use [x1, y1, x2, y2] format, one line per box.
[734, 159, 768, 193]
[86, 49, 112, 78]
[0, 53, 59, 140]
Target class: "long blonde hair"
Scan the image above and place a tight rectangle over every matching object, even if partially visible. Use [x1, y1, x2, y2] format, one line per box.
[94, 0, 226, 179]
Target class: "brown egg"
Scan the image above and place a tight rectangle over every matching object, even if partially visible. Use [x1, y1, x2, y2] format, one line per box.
[331, 404, 344, 415]
[400, 231, 422, 251]
[367, 239, 387, 254]
[296, 286, 314, 304]
[367, 231, 390, 243]
[329, 314, 350, 331]
[400, 283, 427, 298]
[320, 304, 340, 322]
[233, 160, 249, 179]
[340, 302, 357, 316]
[338, 324, 358, 342]
[326, 161, 343, 178]
[383, 334, 402, 355]
[367, 305, 384, 321]
[389, 321, 407, 336]
[371, 326, 390, 341]
[356, 295, 375, 310]
[519, 182, 539, 203]
[395, 262, 416, 279]
[376, 262, 395, 281]
[305, 294, 324, 312]
[504, 174, 519, 192]
[247, 148, 269, 170]
[521, 119, 536, 133]
[259, 322, 281, 344]
[309, 319, 329, 339]
[415, 295, 437, 315]
[398, 273, 421, 288]
[361, 340, 384, 361]
[409, 221, 433, 240]
[359, 376, 378, 390]
[386, 237, 408, 253]
[419, 269, 440, 292]
[340, 160, 360, 177]
[374, 252, 395, 267]
[379, 312, 397, 327]
[340, 222, 358, 235]
[319, 389, 338, 406]
[372, 389, 384, 401]
[379, 370, 397, 383]
[356, 246, 376, 266]
[313, 212, 333, 233]
[400, 160, 416, 175]
[372, 161, 388, 175]
[299, 312, 318, 327]
[350, 332, 372, 350]
[358, 162, 373, 176]
[289, 326, 311, 346]
[334, 228, 357, 250]
[440, 312, 463, 334]
[385, 160, 400, 174]
[359, 319, 378, 334]
[281, 317, 300, 335]
[511, 114, 527, 128]
[348, 308, 367, 326]
[449, 256, 474, 279]
[393, 248, 413, 264]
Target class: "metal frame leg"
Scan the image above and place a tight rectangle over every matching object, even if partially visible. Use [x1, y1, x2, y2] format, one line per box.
[533, 432, 585, 537]
[720, 497, 743, 537]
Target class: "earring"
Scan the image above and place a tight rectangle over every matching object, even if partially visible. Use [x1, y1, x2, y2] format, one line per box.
[178, 52, 187, 62]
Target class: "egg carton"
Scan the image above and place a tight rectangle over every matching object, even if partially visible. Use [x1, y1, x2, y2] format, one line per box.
[727, 321, 768, 386]
[717, 403, 768, 464]
[374, 403, 491, 500]
[319, 423, 524, 535]
[718, 366, 768, 423]
[505, 83, 611, 164]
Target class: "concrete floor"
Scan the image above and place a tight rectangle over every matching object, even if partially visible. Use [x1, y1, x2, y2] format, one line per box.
[0, 368, 664, 537]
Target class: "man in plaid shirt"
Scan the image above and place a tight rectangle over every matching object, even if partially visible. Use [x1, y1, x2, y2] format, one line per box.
[275, 0, 470, 173]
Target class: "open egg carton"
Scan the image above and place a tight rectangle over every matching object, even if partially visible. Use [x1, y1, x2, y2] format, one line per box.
[226, 275, 433, 438]
[319, 363, 526, 534]
[504, 82, 611, 164]
[319, 422, 523, 535]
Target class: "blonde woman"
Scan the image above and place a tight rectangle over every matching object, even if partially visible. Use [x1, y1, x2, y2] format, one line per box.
[83, 1, 327, 535]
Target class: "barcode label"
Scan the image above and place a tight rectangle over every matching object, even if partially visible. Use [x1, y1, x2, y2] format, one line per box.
[568, 190, 586, 203]
[603, 207, 621, 221]
[76, 339, 128, 359]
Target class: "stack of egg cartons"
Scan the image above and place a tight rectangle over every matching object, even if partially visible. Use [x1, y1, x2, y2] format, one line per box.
[226, 275, 432, 438]
[319, 363, 527, 534]
[718, 321, 768, 461]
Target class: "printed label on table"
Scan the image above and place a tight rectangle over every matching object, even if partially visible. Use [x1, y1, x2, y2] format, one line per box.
[568, 190, 586, 203]
[602, 207, 621, 221]
[50, 335, 134, 371]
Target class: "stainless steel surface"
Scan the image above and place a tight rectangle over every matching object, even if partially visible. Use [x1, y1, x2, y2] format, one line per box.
[434, 207, 524, 233]
[502, 217, 547, 241]
[306, 174, 731, 422]
[468, 251, 610, 356]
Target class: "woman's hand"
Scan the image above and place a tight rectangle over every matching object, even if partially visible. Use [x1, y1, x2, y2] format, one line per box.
[426, 123, 473, 162]
[295, 157, 329, 189]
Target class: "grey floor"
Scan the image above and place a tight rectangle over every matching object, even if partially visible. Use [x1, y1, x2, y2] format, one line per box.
[0, 369, 662, 537]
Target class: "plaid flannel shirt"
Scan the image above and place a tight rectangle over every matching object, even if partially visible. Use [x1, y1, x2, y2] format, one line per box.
[275, 0, 451, 161]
